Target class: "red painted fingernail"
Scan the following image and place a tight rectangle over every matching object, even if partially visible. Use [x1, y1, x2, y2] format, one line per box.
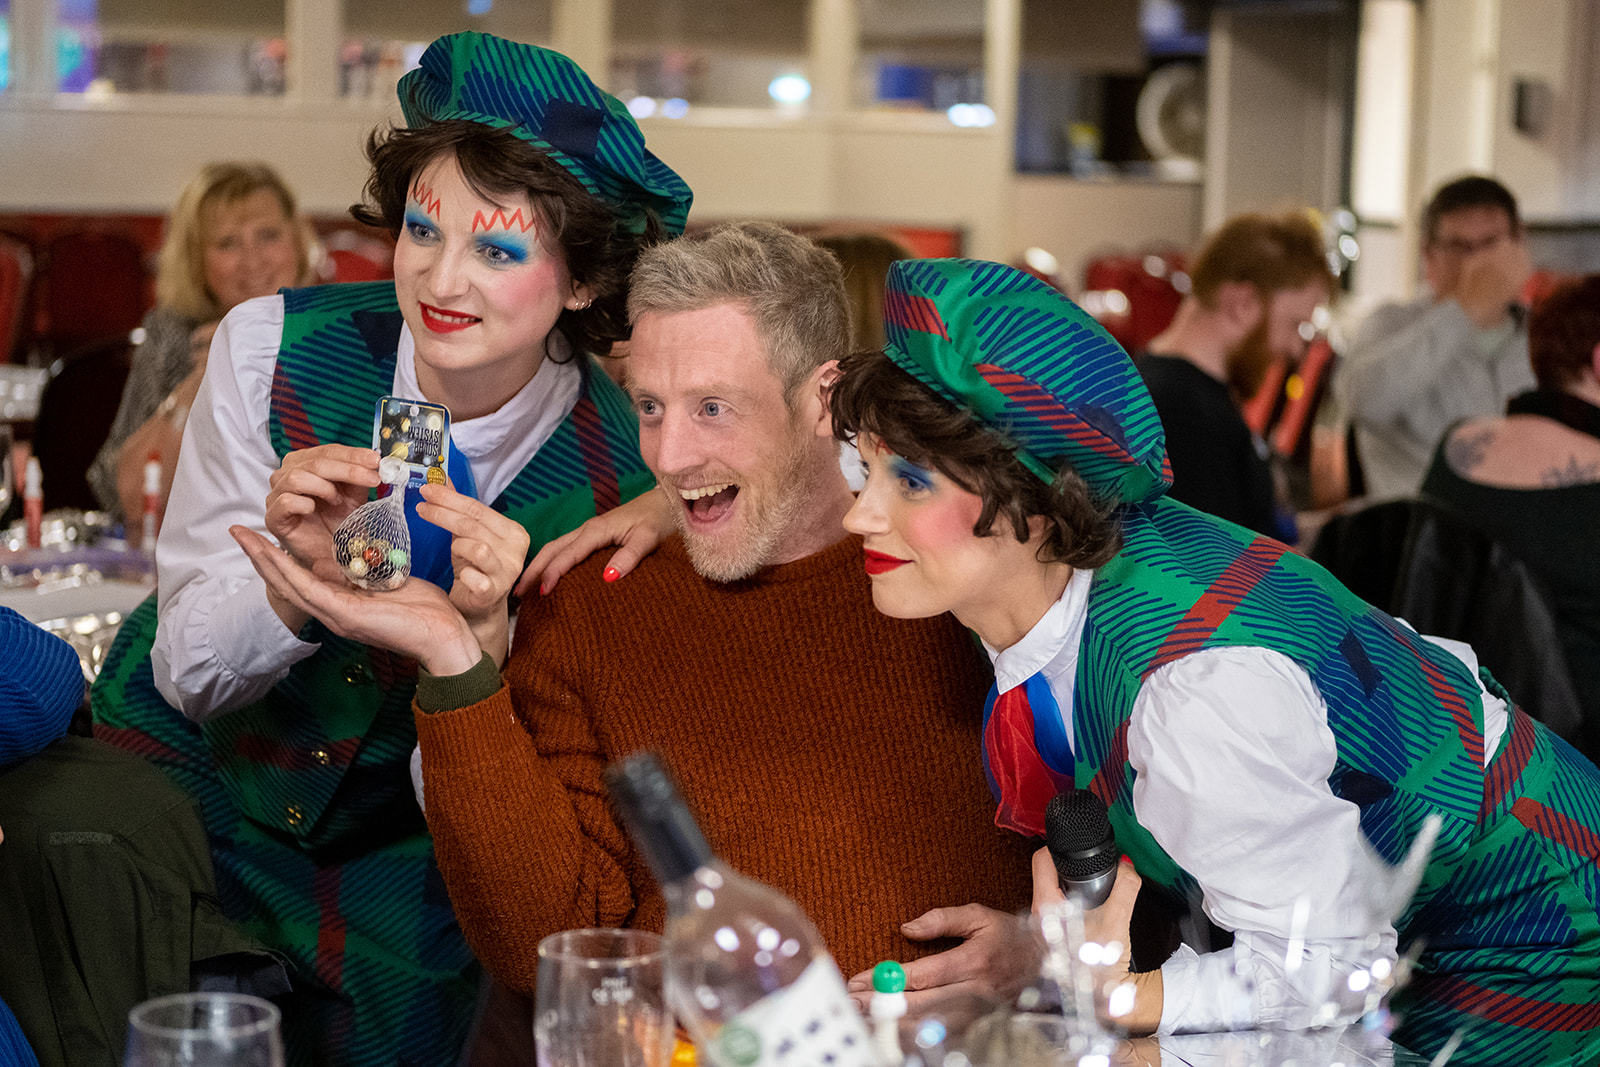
[603, 567, 620, 582]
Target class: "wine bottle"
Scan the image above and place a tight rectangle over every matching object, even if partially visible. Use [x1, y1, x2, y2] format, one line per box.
[607, 752, 877, 1067]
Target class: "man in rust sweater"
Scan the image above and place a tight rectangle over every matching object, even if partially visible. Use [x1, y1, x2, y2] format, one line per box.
[236, 222, 1034, 1011]
[426, 221, 1035, 1006]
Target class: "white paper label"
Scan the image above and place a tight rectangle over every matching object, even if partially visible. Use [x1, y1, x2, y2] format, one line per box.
[705, 958, 876, 1067]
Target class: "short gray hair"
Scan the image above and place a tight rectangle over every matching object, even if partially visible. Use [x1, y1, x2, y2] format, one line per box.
[627, 221, 849, 398]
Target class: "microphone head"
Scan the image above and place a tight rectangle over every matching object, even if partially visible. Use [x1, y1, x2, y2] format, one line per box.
[1044, 789, 1118, 883]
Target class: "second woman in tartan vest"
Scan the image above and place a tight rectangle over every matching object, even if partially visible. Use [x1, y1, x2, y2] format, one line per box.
[830, 258, 1600, 1066]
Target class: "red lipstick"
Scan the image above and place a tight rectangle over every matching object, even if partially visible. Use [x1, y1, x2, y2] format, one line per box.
[419, 302, 480, 334]
[863, 549, 909, 575]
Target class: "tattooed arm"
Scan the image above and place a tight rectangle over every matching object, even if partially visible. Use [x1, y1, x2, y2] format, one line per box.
[1444, 424, 1497, 476]
[1542, 455, 1600, 488]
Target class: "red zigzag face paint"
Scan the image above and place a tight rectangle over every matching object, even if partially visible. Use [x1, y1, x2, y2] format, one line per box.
[394, 155, 590, 417]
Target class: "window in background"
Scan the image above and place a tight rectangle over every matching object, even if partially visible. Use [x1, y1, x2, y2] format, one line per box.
[340, 0, 551, 100]
[58, 0, 287, 95]
[611, 0, 810, 115]
[855, 0, 987, 122]
[0, 0, 9, 92]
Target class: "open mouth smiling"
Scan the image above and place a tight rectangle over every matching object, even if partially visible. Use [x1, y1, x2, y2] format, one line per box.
[678, 482, 739, 525]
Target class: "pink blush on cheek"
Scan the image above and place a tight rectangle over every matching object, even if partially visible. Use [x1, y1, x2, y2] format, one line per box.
[902, 489, 986, 553]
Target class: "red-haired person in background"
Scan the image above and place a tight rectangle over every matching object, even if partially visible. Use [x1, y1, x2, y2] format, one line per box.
[1136, 212, 1332, 540]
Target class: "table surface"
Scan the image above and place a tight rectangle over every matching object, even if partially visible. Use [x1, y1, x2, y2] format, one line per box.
[0, 543, 153, 624]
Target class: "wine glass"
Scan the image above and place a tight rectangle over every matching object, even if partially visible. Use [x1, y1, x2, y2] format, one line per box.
[535, 928, 674, 1067]
[125, 993, 283, 1066]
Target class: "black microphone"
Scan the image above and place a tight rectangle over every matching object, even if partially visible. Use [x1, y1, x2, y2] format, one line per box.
[1044, 789, 1119, 908]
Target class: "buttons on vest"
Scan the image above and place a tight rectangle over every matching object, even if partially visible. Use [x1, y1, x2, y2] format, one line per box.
[311, 749, 331, 766]
[344, 663, 371, 685]
[285, 804, 305, 827]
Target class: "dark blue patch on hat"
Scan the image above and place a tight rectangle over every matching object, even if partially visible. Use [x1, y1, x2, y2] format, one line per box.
[543, 98, 605, 160]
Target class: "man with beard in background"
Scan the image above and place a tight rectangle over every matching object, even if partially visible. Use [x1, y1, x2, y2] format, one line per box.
[1136, 212, 1333, 539]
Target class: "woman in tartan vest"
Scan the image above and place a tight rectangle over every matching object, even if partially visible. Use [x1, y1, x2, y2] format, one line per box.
[91, 32, 689, 1066]
[829, 258, 1600, 1065]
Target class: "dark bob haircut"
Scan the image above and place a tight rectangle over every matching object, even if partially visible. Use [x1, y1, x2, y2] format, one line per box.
[830, 348, 1123, 569]
[352, 117, 667, 360]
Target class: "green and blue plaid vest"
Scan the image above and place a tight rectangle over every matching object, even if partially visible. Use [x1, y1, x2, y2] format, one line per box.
[1069, 498, 1487, 934]
[95, 281, 651, 854]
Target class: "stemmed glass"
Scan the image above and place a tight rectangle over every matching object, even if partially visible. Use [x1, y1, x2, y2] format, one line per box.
[124, 993, 283, 1066]
[535, 928, 674, 1067]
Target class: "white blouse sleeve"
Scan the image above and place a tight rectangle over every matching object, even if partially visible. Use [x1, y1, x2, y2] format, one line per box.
[1127, 646, 1402, 1033]
[150, 295, 320, 722]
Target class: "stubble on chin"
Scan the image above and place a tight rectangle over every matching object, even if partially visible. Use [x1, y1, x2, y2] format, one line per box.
[677, 438, 821, 584]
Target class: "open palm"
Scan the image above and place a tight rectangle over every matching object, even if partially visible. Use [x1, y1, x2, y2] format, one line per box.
[232, 524, 481, 676]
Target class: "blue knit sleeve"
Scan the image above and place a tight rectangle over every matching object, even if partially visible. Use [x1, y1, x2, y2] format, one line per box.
[0, 607, 83, 765]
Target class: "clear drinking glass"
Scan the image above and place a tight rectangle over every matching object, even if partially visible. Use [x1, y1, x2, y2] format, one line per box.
[535, 928, 674, 1067]
[124, 992, 283, 1067]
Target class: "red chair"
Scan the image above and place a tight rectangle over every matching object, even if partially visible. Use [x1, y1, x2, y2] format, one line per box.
[1080, 248, 1185, 354]
[321, 229, 394, 283]
[33, 230, 150, 354]
[0, 234, 34, 364]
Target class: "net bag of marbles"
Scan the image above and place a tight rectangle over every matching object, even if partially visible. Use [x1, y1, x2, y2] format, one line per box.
[332, 456, 412, 591]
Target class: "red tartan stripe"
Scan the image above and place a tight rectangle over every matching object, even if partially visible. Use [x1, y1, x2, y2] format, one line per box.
[571, 394, 621, 514]
[1089, 719, 1130, 809]
[93, 723, 191, 765]
[1141, 538, 1289, 678]
[1388, 622, 1483, 768]
[232, 733, 362, 771]
[1482, 707, 1537, 820]
[1511, 796, 1600, 863]
[313, 864, 348, 992]
[885, 289, 948, 338]
[974, 365, 1138, 462]
[1425, 973, 1600, 1031]
[269, 362, 318, 451]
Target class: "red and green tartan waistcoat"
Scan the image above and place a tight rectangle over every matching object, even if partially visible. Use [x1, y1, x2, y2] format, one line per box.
[101, 281, 652, 854]
[1054, 498, 1487, 933]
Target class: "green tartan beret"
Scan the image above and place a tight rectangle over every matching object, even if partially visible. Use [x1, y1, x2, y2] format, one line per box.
[399, 32, 693, 236]
[881, 258, 1171, 504]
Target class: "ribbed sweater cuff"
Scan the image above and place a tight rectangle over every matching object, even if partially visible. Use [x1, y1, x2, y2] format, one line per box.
[416, 653, 503, 712]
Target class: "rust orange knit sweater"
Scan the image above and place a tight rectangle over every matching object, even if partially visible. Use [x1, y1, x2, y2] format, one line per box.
[414, 533, 1033, 994]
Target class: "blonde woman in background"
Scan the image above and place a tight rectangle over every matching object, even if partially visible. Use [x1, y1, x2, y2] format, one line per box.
[88, 162, 317, 536]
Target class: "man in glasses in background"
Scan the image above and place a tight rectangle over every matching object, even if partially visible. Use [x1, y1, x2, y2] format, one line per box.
[1338, 175, 1533, 500]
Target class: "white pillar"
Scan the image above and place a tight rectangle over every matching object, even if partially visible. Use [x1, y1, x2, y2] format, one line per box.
[552, 0, 612, 84]
[970, 0, 1021, 260]
[808, 0, 858, 115]
[1349, 0, 1421, 300]
[286, 0, 341, 102]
